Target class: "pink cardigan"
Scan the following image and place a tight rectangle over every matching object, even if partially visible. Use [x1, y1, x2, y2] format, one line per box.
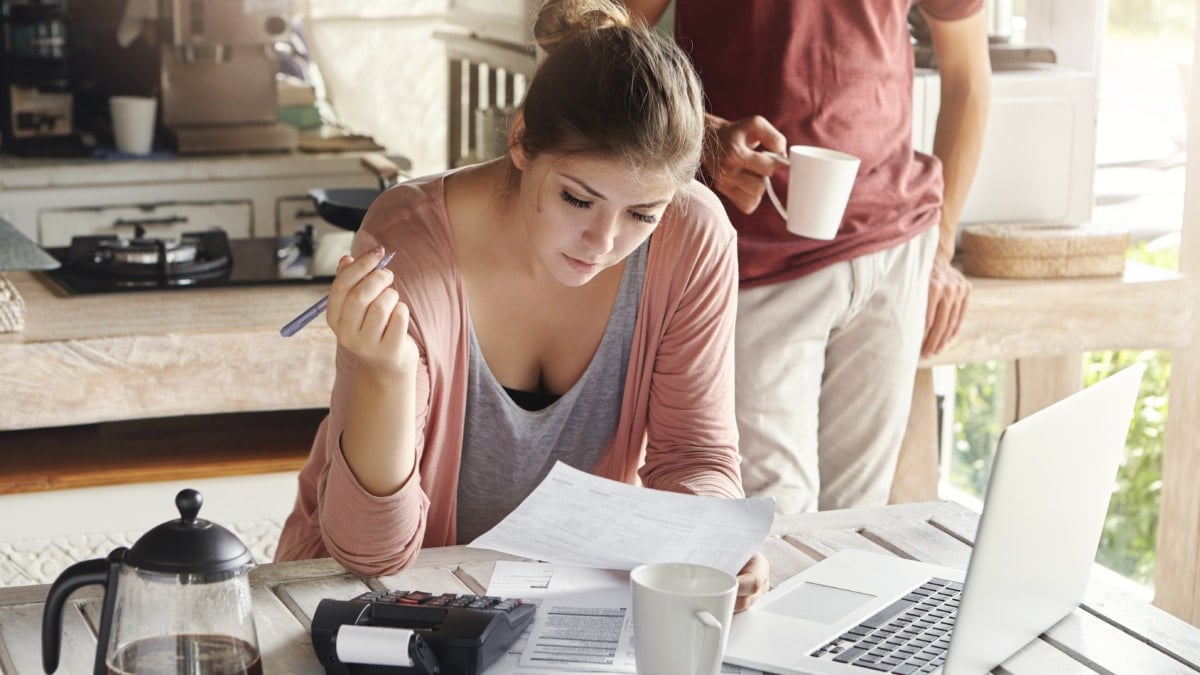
[276, 171, 743, 575]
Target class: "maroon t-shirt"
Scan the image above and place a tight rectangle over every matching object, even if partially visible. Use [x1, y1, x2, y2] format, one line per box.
[674, 0, 983, 286]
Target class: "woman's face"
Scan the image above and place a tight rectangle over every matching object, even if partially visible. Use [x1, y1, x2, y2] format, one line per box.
[512, 149, 678, 287]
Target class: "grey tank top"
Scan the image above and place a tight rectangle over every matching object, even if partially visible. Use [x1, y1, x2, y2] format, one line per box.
[456, 241, 648, 543]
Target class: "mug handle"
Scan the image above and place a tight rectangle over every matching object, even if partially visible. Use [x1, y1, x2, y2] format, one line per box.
[694, 609, 724, 675]
[761, 151, 790, 222]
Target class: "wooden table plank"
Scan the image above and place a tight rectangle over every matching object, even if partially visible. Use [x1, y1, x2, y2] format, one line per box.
[456, 560, 503, 594]
[928, 506, 982, 543]
[251, 586, 325, 675]
[375, 567, 477, 597]
[248, 557, 348, 586]
[1044, 611, 1198, 674]
[999, 637, 1099, 675]
[759, 535, 819, 587]
[856, 517, 974, 569]
[1081, 589, 1200, 670]
[0, 600, 95, 675]
[275, 575, 372, 627]
[783, 528, 893, 560]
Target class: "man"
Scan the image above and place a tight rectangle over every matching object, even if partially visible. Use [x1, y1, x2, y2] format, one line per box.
[626, 0, 990, 512]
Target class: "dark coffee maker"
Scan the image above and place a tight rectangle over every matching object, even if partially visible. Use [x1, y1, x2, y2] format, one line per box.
[41, 489, 262, 675]
[0, 0, 80, 155]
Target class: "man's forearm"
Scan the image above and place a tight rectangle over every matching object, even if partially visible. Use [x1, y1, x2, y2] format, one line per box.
[932, 77, 989, 261]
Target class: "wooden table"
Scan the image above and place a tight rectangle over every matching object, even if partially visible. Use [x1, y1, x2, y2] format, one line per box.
[2, 500, 1197, 674]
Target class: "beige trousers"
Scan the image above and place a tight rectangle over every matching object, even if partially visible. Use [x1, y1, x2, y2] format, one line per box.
[735, 227, 939, 514]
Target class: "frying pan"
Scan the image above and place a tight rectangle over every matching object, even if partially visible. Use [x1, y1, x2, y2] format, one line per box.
[309, 153, 407, 231]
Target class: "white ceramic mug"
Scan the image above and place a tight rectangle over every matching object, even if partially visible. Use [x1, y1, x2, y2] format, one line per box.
[763, 145, 861, 240]
[630, 562, 737, 675]
[109, 96, 157, 155]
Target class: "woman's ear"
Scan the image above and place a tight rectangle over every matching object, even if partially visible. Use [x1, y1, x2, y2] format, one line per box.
[508, 109, 529, 170]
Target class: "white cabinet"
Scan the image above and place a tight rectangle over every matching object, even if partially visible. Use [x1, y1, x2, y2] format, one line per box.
[913, 67, 1098, 226]
[0, 152, 390, 245]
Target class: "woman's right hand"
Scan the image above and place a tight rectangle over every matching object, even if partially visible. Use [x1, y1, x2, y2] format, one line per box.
[326, 246, 418, 376]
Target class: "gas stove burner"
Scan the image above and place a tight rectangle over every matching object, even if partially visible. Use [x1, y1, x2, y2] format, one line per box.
[95, 236, 201, 266]
[62, 230, 233, 287]
[40, 229, 335, 295]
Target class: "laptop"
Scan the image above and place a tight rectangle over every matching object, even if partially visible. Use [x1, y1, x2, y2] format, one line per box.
[724, 363, 1146, 675]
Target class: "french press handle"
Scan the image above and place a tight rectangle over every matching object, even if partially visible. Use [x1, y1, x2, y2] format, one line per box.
[41, 548, 125, 675]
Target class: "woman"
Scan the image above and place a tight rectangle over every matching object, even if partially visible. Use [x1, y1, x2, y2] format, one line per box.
[276, 0, 768, 609]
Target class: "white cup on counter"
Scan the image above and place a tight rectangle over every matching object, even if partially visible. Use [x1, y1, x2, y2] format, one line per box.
[109, 95, 157, 155]
[630, 562, 737, 675]
[764, 145, 860, 240]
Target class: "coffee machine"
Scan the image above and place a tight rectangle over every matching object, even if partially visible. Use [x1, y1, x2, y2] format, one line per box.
[159, 0, 297, 153]
[0, 0, 81, 155]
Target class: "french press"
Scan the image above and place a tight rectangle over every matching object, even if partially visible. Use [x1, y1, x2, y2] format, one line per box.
[41, 489, 261, 675]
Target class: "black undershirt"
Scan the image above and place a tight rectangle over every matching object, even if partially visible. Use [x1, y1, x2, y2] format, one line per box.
[502, 386, 561, 411]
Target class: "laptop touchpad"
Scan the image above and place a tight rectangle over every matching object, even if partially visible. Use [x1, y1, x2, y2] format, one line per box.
[763, 582, 876, 625]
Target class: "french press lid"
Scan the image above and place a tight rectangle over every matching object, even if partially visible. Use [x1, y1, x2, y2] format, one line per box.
[123, 488, 254, 579]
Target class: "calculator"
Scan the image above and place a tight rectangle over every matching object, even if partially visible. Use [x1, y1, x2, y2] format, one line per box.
[311, 589, 537, 674]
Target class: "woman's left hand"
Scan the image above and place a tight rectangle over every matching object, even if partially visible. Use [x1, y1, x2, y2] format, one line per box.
[735, 551, 769, 612]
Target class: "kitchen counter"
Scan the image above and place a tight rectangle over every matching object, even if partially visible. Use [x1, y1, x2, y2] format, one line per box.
[0, 271, 338, 431]
[0, 262, 1194, 433]
[917, 260, 1195, 368]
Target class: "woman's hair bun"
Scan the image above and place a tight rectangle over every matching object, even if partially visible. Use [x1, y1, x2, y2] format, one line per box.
[533, 0, 632, 55]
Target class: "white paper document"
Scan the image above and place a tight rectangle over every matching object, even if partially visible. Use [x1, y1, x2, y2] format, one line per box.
[468, 462, 775, 575]
[482, 562, 635, 674]
[483, 561, 761, 674]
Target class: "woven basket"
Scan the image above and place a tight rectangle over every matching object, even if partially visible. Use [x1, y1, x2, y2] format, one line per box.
[961, 223, 1130, 279]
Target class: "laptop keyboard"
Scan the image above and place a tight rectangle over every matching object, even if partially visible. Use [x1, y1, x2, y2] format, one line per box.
[810, 577, 963, 674]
